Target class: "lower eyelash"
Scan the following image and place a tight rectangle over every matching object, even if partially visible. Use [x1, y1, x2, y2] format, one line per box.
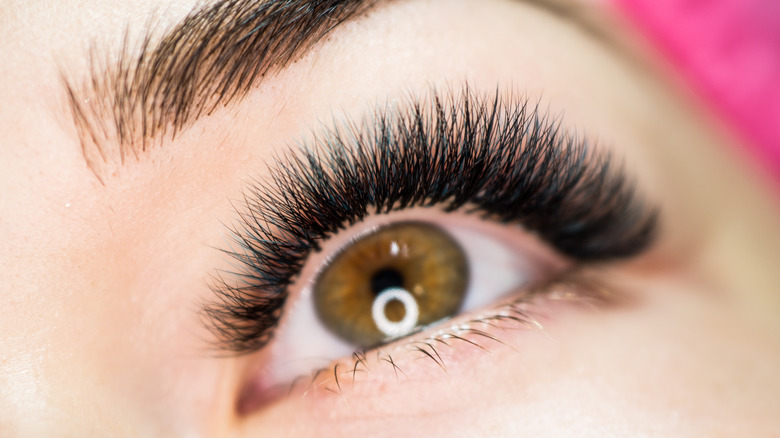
[237, 269, 618, 413]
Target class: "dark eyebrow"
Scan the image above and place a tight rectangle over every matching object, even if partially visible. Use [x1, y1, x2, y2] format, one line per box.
[63, 0, 381, 181]
[63, 0, 626, 182]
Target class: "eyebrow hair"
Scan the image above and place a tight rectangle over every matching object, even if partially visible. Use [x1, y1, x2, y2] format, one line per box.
[63, 0, 624, 182]
[63, 0, 381, 181]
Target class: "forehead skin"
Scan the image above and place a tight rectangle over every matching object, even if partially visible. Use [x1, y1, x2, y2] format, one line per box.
[1, 0, 779, 436]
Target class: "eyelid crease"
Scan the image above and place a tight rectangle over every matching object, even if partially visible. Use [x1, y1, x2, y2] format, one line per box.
[202, 87, 659, 354]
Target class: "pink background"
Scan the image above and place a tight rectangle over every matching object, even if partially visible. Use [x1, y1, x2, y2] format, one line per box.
[617, 0, 780, 187]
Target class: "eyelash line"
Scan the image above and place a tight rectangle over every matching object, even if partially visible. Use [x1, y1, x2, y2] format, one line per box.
[242, 284, 546, 411]
[204, 87, 658, 354]
[239, 270, 614, 411]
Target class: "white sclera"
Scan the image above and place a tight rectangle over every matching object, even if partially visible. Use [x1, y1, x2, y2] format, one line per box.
[371, 287, 420, 339]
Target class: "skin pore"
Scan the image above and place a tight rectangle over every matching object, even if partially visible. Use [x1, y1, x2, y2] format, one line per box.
[1, 0, 780, 436]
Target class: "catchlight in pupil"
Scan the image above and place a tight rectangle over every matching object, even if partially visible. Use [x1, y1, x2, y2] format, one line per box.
[314, 221, 469, 347]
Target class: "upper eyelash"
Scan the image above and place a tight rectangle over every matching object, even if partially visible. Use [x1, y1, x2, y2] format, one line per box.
[203, 87, 659, 354]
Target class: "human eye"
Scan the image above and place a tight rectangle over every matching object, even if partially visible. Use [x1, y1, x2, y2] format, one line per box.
[202, 89, 658, 411]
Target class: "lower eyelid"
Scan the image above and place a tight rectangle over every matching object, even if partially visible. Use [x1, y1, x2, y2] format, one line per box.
[237, 271, 620, 415]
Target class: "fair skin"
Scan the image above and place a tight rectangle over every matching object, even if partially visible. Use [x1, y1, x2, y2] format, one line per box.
[1, 0, 780, 436]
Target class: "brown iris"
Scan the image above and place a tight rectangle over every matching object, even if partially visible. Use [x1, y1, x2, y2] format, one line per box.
[314, 221, 469, 347]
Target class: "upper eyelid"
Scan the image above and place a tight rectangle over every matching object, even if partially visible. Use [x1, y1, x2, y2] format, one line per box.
[202, 87, 659, 354]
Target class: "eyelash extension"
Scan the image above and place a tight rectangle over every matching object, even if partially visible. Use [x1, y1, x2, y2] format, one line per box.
[204, 88, 658, 354]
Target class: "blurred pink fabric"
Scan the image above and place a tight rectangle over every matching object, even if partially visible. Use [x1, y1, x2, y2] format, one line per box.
[617, 0, 780, 186]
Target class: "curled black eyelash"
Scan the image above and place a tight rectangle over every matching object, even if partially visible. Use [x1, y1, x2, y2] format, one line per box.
[204, 88, 658, 354]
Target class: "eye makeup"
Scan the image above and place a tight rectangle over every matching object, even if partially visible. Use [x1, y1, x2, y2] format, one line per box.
[203, 88, 658, 355]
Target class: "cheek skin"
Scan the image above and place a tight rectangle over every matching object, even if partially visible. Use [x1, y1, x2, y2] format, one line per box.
[239, 274, 780, 437]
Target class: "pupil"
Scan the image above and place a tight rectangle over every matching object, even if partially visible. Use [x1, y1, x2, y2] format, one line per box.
[370, 268, 404, 295]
